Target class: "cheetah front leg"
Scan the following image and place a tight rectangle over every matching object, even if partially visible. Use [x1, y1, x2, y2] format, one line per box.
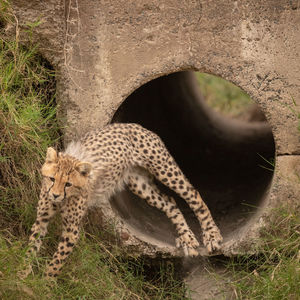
[127, 172, 199, 257]
[18, 190, 57, 279]
[45, 196, 88, 279]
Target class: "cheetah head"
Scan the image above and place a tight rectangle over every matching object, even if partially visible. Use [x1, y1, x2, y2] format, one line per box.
[41, 147, 92, 204]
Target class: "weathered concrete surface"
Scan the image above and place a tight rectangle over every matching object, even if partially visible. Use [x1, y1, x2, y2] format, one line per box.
[8, 0, 300, 259]
[10, 1, 300, 150]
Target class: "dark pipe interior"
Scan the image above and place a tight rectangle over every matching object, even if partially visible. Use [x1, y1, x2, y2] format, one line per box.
[111, 71, 275, 247]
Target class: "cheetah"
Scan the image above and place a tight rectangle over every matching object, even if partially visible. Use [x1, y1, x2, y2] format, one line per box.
[20, 123, 222, 279]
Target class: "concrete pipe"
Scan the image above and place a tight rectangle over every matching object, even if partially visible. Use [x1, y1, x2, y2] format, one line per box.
[110, 71, 275, 256]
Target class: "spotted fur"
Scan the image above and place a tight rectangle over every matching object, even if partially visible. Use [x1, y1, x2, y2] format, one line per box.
[20, 123, 222, 279]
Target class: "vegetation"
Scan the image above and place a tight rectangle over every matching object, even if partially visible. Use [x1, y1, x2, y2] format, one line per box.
[0, 233, 186, 299]
[0, 21, 60, 235]
[226, 205, 300, 299]
[196, 72, 252, 117]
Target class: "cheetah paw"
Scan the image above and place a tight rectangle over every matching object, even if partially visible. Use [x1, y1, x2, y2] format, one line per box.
[202, 226, 223, 254]
[17, 265, 33, 280]
[175, 229, 200, 257]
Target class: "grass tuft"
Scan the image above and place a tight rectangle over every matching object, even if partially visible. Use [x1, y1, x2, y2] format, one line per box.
[0, 32, 60, 235]
[227, 205, 300, 299]
[0, 232, 187, 299]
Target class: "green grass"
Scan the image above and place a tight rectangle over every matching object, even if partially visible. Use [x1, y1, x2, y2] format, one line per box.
[226, 206, 300, 299]
[0, 232, 186, 299]
[196, 72, 253, 117]
[0, 28, 60, 235]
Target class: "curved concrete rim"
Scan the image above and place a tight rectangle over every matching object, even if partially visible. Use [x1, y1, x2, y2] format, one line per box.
[100, 71, 277, 257]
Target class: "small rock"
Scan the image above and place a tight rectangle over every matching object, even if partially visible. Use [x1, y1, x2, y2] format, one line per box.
[120, 231, 130, 241]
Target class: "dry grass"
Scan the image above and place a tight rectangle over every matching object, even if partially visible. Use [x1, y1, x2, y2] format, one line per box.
[0, 30, 60, 235]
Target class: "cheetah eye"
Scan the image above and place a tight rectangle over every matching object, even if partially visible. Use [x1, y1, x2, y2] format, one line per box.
[65, 182, 72, 187]
[49, 177, 55, 182]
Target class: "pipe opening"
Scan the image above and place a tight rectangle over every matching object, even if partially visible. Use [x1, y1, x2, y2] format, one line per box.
[111, 71, 275, 249]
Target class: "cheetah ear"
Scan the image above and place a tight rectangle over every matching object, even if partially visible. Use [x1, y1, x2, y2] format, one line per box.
[45, 147, 58, 163]
[75, 162, 92, 176]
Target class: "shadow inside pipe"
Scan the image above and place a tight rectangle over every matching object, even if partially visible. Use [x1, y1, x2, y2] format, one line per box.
[110, 71, 275, 248]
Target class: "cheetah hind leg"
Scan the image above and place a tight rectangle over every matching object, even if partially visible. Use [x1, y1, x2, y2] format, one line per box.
[127, 171, 199, 257]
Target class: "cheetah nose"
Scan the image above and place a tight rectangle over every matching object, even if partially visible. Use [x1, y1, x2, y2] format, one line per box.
[53, 194, 59, 199]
